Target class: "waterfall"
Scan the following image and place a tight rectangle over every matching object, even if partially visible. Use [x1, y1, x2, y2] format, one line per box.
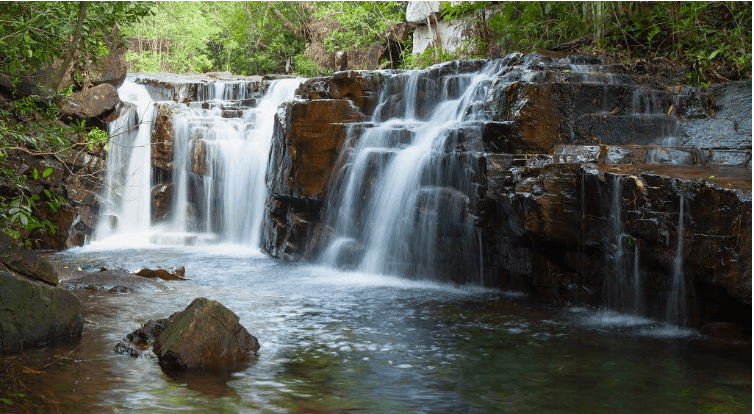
[666, 195, 688, 325]
[164, 79, 301, 245]
[95, 81, 155, 241]
[96, 76, 301, 247]
[602, 175, 642, 313]
[320, 61, 505, 281]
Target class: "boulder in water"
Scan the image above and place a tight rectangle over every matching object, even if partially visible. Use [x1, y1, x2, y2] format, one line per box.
[153, 298, 259, 372]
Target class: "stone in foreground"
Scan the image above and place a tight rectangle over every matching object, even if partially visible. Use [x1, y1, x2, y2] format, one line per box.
[153, 298, 259, 372]
[0, 271, 82, 353]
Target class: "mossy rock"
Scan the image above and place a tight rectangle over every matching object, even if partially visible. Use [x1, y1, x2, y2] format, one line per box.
[0, 271, 82, 353]
[153, 298, 259, 372]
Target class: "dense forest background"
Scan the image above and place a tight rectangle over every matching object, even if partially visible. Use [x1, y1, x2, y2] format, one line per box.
[0, 0, 750, 242]
[116, 1, 751, 84]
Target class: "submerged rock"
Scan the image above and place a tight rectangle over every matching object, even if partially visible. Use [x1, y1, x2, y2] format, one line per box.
[61, 269, 167, 293]
[153, 298, 259, 372]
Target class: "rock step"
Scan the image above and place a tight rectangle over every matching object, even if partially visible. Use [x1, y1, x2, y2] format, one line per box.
[554, 144, 751, 167]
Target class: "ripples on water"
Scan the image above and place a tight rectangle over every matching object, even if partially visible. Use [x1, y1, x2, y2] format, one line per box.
[21, 243, 749, 413]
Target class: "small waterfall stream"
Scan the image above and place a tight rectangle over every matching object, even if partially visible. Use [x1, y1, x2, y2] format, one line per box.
[602, 175, 642, 314]
[96, 81, 155, 239]
[666, 194, 688, 325]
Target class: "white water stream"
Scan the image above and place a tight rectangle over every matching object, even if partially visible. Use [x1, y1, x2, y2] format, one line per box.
[321, 61, 506, 281]
[93, 76, 301, 248]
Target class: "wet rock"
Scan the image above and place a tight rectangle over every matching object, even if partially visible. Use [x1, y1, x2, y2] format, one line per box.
[60, 83, 120, 119]
[263, 98, 364, 261]
[135, 267, 186, 281]
[191, 139, 209, 176]
[132, 74, 266, 103]
[151, 182, 173, 223]
[267, 99, 363, 199]
[61, 270, 167, 292]
[115, 318, 171, 357]
[0, 270, 82, 354]
[297, 71, 384, 117]
[478, 160, 751, 321]
[0, 231, 57, 285]
[153, 298, 259, 372]
[700, 322, 747, 344]
[151, 103, 177, 171]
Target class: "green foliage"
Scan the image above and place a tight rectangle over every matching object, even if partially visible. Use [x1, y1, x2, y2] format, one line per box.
[314, 2, 405, 52]
[0, 168, 59, 239]
[0, 1, 153, 91]
[439, 1, 491, 20]
[292, 55, 327, 78]
[123, 2, 218, 73]
[217, 2, 311, 75]
[488, 2, 607, 51]
[0, 93, 109, 242]
[486, 1, 751, 83]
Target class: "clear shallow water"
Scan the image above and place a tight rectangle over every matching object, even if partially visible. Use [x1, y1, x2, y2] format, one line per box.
[27, 244, 751, 413]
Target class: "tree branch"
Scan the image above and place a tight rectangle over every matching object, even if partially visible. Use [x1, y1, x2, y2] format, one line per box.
[55, 1, 87, 90]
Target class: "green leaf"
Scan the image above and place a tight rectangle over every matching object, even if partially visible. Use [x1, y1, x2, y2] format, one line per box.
[42, 167, 53, 178]
[10, 212, 23, 225]
[43, 189, 52, 199]
[32, 168, 39, 180]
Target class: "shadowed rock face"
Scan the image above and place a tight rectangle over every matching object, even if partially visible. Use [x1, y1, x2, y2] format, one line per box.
[262, 99, 364, 261]
[478, 160, 751, 320]
[153, 298, 259, 372]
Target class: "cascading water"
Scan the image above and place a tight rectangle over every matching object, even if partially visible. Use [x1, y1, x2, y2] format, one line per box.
[320, 61, 506, 281]
[96, 76, 301, 247]
[164, 79, 301, 245]
[666, 194, 688, 325]
[95, 81, 155, 241]
[602, 175, 642, 314]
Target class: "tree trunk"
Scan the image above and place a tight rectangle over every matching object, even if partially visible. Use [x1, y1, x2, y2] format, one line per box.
[268, 2, 299, 35]
[55, 1, 87, 90]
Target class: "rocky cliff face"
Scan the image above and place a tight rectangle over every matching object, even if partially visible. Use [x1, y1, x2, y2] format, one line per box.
[260, 53, 751, 329]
